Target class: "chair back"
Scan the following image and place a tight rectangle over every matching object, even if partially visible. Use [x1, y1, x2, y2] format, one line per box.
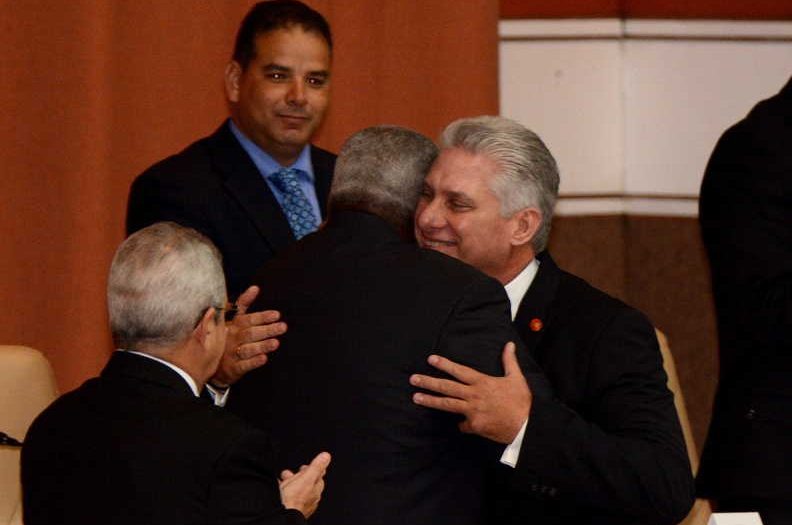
[655, 330, 712, 525]
[0, 345, 58, 525]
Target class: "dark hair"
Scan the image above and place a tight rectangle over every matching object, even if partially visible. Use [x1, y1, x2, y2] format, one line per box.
[233, 0, 332, 69]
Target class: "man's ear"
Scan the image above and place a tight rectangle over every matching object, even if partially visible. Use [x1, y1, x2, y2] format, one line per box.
[511, 208, 542, 247]
[193, 307, 217, 345]
[224, 61, 243, 103]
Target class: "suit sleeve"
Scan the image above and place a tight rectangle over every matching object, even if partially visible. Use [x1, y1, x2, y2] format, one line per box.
[514, 308, 695, 525]
[700, 121, 792, 355]
[207, 427, 307, 525]
[433, 275, 550, 394]
[126, 169, 211, 237]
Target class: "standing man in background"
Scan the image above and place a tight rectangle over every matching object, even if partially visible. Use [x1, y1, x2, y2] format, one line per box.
[697, 76, 792, 525]
[410, 116, 694, 525]
[127, 0, 334, 300]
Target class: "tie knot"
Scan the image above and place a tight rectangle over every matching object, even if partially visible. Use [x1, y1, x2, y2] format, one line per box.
[269, 167, 317, 240]
[271, 167, 301, 192]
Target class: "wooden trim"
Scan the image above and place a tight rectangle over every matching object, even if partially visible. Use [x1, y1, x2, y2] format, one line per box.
[500, 0, 619, 19]
[500, 0, 792, 20]
[559, 193, 699, 200]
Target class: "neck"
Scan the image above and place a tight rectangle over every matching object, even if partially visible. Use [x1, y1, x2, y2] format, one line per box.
[229, 116, 303, 166]
[138, 342, 209, 390]
[495, 249, 536, 285]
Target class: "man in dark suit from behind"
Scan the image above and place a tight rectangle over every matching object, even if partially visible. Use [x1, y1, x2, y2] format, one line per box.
[697, 76, 792, 525]
[22, 222, 330, 525]
[410, 116, 694, 525]
[228, 126, 546, 525]
[127, 0, 335, 300]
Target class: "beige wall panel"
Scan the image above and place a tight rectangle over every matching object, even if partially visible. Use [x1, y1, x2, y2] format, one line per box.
[500, 36, 624, 195]
[623, 33, 792, 195]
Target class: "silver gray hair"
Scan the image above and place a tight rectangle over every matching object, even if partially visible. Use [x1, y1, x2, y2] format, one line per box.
[108, 222, 226, 351]
[329, 125, 438, 233]
[440, 116, 560, 253]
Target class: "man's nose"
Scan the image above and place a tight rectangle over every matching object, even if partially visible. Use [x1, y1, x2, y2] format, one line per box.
[416, 199, 444, 229]
[286, 79, 307, 106]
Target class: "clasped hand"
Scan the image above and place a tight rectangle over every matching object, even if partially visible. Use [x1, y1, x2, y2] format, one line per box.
[409, 341, 532, 444]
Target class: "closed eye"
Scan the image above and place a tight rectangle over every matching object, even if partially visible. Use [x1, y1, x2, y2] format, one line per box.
[448, 200, 473, 211]
[419, 184, 434, 199]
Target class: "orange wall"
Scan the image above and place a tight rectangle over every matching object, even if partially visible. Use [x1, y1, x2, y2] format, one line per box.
[0, 0, 498, 391]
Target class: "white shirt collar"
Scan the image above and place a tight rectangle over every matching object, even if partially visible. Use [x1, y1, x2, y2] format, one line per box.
[121, 350, 201, 397]
[503, 259, 540, 321]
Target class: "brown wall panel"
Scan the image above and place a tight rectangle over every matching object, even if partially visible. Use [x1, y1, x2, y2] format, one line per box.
[500, 0, 620, 19]
[501, 0, 792, 19]
[548, 214, 718, 453]
[625, 0, 792, 19]
[624, 216, 717, 453]
[547, 216, 627, 301]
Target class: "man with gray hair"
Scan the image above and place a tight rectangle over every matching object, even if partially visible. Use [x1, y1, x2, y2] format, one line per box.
[22, 222, 330, 525]
[410, 116, 695, 525]
[229, 125, 547, 525]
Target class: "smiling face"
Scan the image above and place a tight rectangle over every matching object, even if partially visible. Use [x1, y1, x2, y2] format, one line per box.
[225, 27, 331, 166]
[414, 148, 537, 284]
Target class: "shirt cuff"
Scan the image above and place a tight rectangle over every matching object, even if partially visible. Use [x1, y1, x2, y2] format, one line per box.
[205, 383, 231, 407]
[500, 419, 528, 468]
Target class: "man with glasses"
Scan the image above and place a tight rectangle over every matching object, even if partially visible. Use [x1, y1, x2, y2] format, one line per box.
[22, 222, 330, 525]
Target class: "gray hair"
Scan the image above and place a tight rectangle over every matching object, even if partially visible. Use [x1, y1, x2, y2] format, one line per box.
[108, 222, 226, 351]
[329, 125, 438, 234]
[440, 116, 560, 253]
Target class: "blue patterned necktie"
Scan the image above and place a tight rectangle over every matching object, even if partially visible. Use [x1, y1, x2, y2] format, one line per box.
[270, 167, 318, 239]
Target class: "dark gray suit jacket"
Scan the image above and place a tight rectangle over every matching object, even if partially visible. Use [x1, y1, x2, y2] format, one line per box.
[126, 121, 335, 298]
[489, 253, 694, 525]
[229, 210, 548, 525]
[22, 351, 304, 525]
[697, 76, 792, 503]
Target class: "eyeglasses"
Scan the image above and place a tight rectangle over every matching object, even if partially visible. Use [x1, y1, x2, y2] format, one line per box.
[195, 304, 239, 328]
[216, 303, 239, 322]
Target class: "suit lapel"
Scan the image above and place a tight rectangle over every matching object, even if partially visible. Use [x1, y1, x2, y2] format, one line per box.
[209, 124, 296, 253]
[311, 146, 336, 218]
[513, 252, 561, 363]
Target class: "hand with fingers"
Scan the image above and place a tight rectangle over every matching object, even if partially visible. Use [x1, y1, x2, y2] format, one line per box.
[410, 341, 532, 444]
[211, 285, 288, 387]
[279, 451, 332, 518]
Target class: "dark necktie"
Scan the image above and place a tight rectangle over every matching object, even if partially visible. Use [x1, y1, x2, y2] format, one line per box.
[270, 167, 318, 239]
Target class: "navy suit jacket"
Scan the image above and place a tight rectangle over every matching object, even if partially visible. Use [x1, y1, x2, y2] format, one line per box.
[229, 211, 549, 525]
[697, 76, 792, 502]
[126, 121, 335, 298]
[22, 351, 304, 525]
[489, 253, 694, 525]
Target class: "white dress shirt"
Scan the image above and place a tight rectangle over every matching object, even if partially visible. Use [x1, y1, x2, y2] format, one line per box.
[499, 258, 540, 467]
[121, 349, 200, 397]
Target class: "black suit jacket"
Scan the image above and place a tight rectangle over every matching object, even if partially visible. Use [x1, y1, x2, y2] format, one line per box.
[126, 121, 336, 298]
[696, 76, 792, 502]
[22, 351, 304, 525]
[490, 253, 694, 525]
[229, 211, 547, 525]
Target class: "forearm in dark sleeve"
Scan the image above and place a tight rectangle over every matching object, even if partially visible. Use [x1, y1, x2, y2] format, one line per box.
[207, 429, 307, 525]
